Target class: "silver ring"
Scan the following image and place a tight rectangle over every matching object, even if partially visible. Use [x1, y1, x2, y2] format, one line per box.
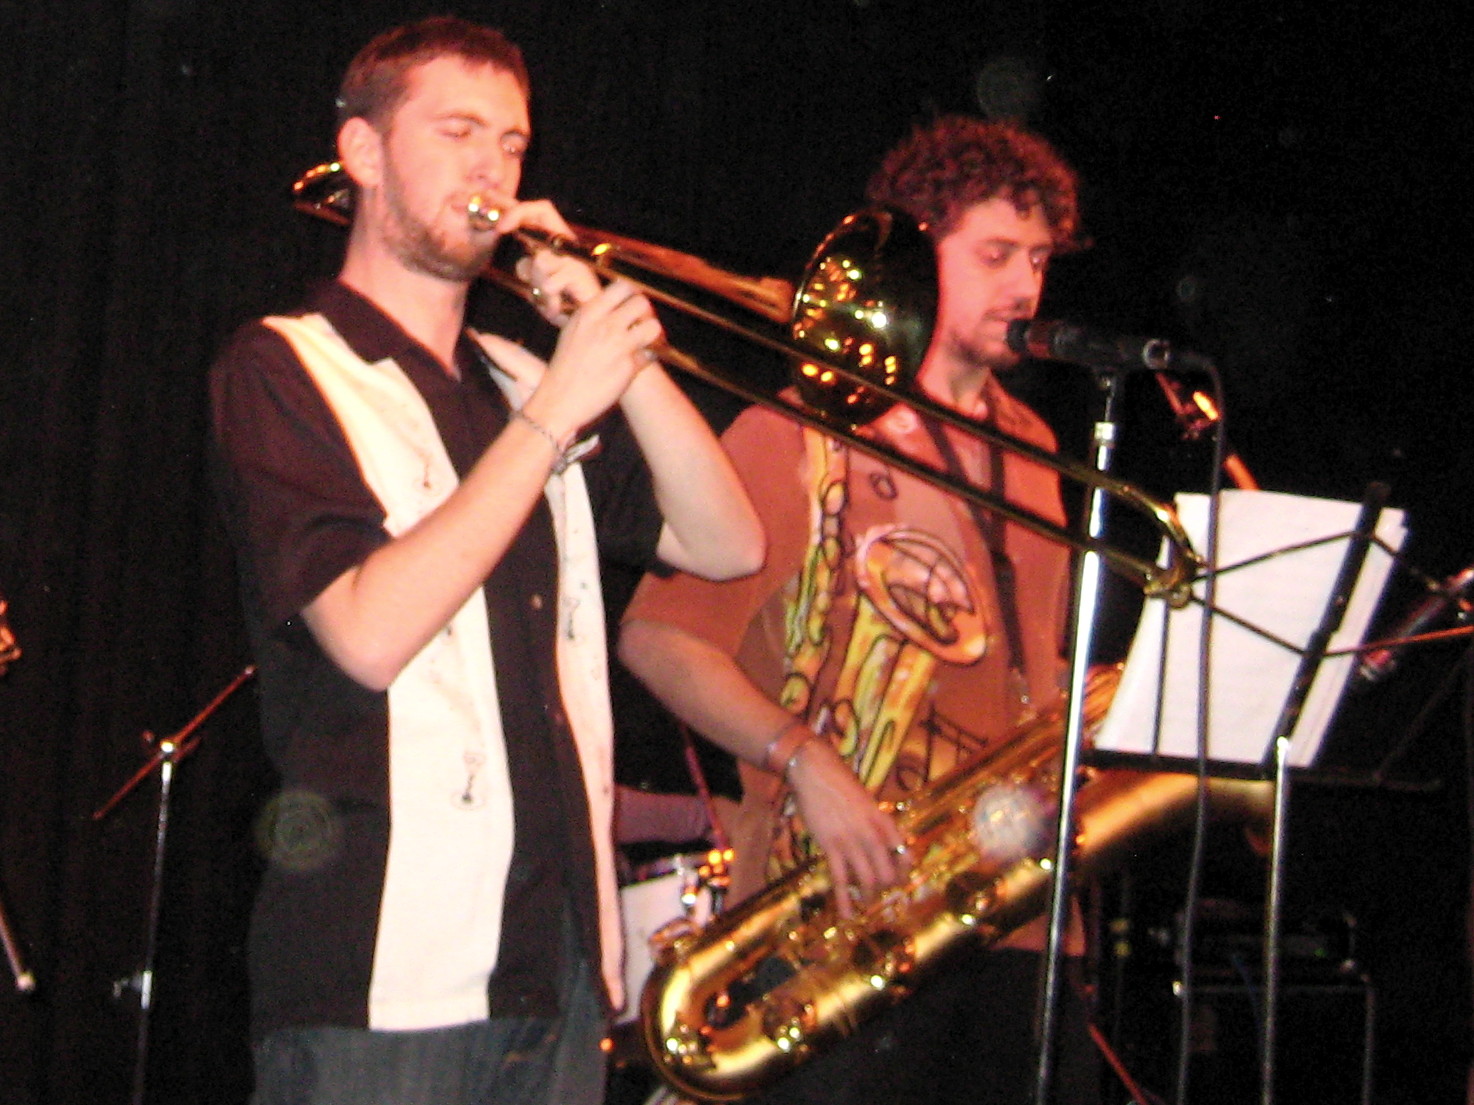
[530, 286, 544, 302]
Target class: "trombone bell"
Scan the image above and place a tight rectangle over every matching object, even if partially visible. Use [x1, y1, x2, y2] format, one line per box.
[292, 161, 353, 226]
[791, 209, 936, 425]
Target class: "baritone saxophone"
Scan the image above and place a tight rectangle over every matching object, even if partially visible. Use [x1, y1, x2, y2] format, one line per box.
[639, 667, 1272, 1102]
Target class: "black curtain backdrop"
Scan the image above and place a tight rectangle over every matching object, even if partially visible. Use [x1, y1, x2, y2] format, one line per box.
[1, 2, 1469, 1103]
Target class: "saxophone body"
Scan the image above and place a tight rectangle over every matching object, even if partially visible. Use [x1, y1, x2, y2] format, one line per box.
[639, 670, 1271, 1101]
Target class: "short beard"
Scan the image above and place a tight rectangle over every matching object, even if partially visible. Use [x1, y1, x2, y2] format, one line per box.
[391, 218, 489, 283]
[381, 161, 493, 283]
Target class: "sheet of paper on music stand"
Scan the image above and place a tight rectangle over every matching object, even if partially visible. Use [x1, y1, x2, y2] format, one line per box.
[1095, 490, 1405, 768]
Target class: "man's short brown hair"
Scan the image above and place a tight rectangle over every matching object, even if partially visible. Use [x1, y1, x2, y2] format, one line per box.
[336, 15, 530, 130]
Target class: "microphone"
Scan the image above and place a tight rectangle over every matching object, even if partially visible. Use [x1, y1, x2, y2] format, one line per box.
[1357, 563, 1474, 684]
[1006, 319, 1213, 372]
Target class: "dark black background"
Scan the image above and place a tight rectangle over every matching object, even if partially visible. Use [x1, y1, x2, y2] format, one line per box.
[1, 2, 1469, 1102]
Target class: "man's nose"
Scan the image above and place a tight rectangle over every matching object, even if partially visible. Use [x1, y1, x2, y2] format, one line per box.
[469, 143, 514, 194]
[1004, 256, 1044, 305]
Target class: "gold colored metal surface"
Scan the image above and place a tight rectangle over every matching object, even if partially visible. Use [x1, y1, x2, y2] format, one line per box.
[787, 209, 936, 424]
[638, 669, 1271, 1102]
[291, 161, 352, 226]
[292, 162, 1202, 601]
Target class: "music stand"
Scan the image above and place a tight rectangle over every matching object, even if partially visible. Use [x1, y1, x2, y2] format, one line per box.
[1090, 485, 1405, 1105]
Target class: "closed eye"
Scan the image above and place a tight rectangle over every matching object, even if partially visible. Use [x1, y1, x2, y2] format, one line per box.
[502, 132, 529, 160]
[977, 243, 1053, 273]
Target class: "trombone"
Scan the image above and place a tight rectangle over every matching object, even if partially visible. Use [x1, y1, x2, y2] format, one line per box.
[292, 162, 1201, 602]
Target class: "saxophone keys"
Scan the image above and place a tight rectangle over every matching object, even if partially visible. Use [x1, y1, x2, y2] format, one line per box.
[945, 871, 998, 927]
[851, 928, 917, 993]
[762, 995, 818, 1056]
[658, 1021, 716, 1072]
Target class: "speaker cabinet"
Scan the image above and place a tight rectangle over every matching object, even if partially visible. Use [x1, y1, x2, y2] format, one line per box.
[1108, 970, 1375, 1105]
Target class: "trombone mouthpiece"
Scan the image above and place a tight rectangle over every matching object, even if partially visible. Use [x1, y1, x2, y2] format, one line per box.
[466, 195, 503, 231]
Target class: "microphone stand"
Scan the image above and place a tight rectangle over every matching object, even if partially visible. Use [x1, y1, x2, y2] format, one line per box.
[1033, 367, 1125, 1105]
[91, 665, 256, 1105]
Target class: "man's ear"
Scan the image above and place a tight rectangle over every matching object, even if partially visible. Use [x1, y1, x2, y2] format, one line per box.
[337, 116, 383, 192]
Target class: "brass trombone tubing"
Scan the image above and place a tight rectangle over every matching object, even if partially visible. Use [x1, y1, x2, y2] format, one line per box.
[479, 223, 1200, 604]
[291, 163, 1201, 602]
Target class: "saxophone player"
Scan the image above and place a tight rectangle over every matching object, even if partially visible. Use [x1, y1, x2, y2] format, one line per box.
[620, 117, 1097, 1104]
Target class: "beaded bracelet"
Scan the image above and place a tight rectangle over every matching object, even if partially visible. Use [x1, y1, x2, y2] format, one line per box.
[762, 717, 813, 779]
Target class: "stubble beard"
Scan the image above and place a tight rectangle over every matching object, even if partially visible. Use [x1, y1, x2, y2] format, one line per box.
[381, 159, 494, 283]
[947, 327, 1020, 378]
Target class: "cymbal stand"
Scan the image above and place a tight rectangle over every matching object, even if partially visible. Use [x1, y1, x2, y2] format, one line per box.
[91, 665, 255, 1105]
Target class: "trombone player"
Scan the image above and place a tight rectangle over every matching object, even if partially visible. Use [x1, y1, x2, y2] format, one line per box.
[620, 116, 1098, 1104]
[210, 15, 762, 1105]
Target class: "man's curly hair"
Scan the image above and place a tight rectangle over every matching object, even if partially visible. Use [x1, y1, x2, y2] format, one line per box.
[866, 116, 1081, 251]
